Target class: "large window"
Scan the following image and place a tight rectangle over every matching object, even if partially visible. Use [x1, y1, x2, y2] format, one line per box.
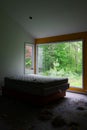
[36, 41, 83, 88]
[24, 43, 34, 74]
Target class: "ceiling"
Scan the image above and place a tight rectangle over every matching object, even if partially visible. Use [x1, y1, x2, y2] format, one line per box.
[1, 0, 87, 38]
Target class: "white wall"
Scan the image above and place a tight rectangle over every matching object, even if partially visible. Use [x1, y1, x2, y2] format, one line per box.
[0, 8, 34, 86]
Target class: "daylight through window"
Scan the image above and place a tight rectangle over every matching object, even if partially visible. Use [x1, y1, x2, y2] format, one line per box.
[36, 41, 83, 88]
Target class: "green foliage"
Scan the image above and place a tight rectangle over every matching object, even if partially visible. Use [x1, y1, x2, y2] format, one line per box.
[25, 58, 32, 68]
[37, 41, 82, 87]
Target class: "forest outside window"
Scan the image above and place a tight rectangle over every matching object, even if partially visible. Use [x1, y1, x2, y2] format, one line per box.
[36, 40, 83, 88]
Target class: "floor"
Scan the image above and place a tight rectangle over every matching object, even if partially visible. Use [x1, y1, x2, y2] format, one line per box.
[0, 92, 87, 130]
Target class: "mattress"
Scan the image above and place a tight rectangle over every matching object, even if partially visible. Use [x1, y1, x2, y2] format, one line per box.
[4, 74, 69, 96]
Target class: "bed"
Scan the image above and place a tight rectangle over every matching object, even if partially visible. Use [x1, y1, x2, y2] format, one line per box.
[2, 74, 69, 105]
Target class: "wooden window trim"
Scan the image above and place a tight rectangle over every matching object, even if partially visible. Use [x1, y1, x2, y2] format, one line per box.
[34, 32, 87, 93]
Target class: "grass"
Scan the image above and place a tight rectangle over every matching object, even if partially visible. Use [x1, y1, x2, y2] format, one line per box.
[39, 70, 82, 88]
[69, 76, 82, 88]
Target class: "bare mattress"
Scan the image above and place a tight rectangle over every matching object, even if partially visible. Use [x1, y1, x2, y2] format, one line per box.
[4, 74, 69, 96]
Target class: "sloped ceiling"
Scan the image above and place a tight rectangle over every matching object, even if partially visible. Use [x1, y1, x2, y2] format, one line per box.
[0, 0, 87, 38]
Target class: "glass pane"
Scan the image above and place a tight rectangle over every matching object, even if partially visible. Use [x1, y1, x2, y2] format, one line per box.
[36, 41, 83, 88]
[25, 44, 34, 74]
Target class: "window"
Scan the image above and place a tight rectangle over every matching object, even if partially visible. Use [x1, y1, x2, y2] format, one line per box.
[24, 43, 34, 74]
[36, 40, 83, 88]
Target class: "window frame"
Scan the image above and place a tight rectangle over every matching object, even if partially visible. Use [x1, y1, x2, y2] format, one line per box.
[24, 42, 34, 74]
[35, 32, 87, 93]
